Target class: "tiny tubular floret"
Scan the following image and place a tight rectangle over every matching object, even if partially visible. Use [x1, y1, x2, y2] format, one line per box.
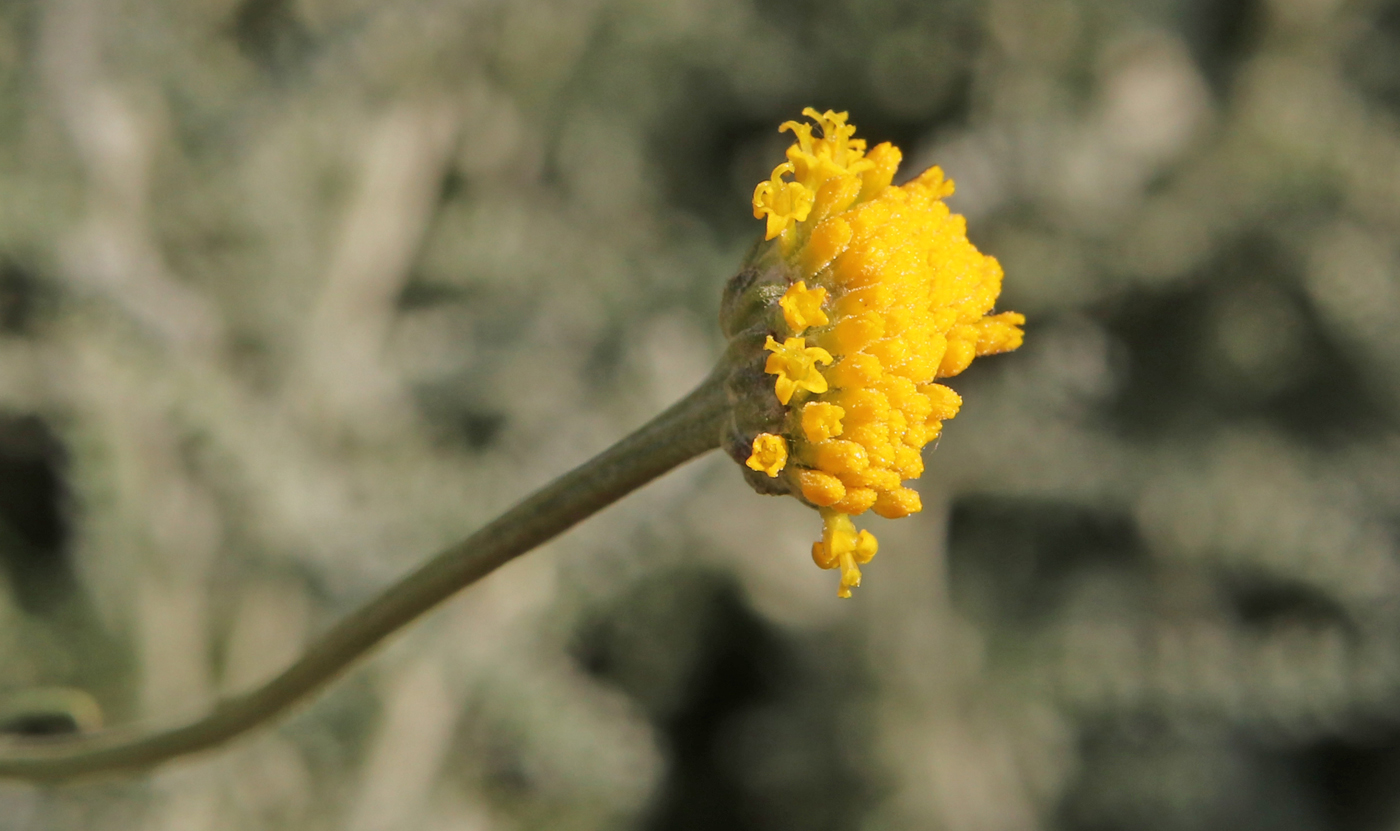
[780, 281, 830, 333]
[745, 433, 789, 478]
[763, 336, 834, 406]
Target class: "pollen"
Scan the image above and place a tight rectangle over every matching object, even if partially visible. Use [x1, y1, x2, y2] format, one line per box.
[744, 108, 1024, 598]
[746, 433, 789, 478]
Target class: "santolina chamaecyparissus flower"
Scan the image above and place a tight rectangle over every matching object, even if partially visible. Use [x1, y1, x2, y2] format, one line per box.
[721, 108, 1024, 598]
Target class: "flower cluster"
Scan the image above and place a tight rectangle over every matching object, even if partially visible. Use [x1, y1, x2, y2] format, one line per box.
[731, 108, 1024, 598]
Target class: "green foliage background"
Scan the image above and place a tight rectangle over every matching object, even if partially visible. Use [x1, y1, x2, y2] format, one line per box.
[1, 0, 1399, 829]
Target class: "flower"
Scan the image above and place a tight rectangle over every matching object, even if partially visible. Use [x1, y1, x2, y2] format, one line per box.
[731, 108, 1024, 598]
[745, 433, 788, 477]
[779, 281, 829, 331]
[763, 335, 834, 405]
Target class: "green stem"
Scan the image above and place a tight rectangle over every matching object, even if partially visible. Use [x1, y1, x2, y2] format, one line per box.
[0, 370, 730, 781]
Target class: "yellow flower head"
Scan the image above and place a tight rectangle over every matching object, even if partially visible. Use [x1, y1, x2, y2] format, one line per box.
[722, 108, 1024, 598]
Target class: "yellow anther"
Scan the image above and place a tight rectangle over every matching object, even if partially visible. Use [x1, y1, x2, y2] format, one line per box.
[779, 281, 829, 333]
[745, 433, 788, 478]
[763, 336, 832, 405]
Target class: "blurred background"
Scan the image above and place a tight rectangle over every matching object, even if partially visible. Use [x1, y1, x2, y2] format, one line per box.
[0, 0, 1398, 828]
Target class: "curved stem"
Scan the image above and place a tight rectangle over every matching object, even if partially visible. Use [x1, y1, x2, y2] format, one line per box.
[0, 370, 730, 780]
